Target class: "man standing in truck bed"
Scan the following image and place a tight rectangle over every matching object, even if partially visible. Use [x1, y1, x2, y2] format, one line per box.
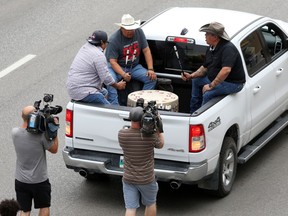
[118, 106, 164, 216]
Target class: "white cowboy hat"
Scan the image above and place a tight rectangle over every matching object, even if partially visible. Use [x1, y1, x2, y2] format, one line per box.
[115, 14, 141, 30]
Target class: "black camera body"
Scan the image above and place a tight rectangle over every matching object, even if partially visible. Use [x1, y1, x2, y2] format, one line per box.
[137, 100, 163, 134]
[27, 94, 62, 140]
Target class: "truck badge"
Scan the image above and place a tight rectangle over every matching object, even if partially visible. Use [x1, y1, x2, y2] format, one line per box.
[208, 116, 221, 132]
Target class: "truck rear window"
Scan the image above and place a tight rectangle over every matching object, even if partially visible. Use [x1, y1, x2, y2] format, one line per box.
[147, 40, 207, 74]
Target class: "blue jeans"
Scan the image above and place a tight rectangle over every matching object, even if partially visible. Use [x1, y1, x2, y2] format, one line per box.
[190, 76, 244, 113]
[107, 64, 156, 105]
[80, 88, 110, 104]
[122, 180, 158, 209]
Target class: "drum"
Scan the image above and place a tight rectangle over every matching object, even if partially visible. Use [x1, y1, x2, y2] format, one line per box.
[127, 90, 179, 112]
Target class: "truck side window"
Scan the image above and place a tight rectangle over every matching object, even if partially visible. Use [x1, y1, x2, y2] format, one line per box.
[260, 24, 286, 58]
[241, 31, 266, 77]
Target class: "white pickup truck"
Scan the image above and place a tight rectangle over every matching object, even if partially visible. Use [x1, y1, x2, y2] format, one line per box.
[62, 7, 288, 197]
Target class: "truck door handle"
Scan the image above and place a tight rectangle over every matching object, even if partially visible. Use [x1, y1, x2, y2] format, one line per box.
[276, 68, 283, 77]
[253, 85, 261, 94]
[119, 114, 130, 121]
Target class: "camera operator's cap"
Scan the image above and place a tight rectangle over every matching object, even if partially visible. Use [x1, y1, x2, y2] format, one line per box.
[199, 22, 230, 41]
[115, 14, 141, 30]
[87, 30, 108, 45]
[129, 107, 144, 122]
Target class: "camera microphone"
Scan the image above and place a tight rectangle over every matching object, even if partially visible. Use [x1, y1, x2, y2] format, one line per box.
[55, 105, 63, 113]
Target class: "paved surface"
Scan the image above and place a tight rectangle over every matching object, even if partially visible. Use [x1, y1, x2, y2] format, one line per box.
[1, 1, 288, 215]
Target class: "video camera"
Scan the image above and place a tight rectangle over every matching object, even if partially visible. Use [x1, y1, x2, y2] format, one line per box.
[136, 99, 163, 134]
[26, 94, 62, 141]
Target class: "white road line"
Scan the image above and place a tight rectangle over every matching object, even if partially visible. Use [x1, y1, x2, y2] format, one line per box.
[0, 54, 36, 79]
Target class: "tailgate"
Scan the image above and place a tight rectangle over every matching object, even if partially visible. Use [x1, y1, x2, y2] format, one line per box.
[72, 103, 191, 162]
[73, 103, 128, 154]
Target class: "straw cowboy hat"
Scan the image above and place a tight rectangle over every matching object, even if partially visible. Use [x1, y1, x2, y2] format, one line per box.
[115, 14, 141, 30]
[199, 22, 230, 40]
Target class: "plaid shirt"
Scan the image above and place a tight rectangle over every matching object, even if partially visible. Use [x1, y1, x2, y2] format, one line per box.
[66, 42, 115, 100]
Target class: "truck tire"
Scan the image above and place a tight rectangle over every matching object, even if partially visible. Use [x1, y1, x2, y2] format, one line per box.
[216, 137, 237, 197]
[85, 173, 108, 181]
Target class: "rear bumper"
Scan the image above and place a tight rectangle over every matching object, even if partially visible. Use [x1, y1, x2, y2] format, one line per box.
[62, 147, 208, 183]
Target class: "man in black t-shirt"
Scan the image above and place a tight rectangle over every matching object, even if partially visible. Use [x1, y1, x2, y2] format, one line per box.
[181, 22, 246, 113]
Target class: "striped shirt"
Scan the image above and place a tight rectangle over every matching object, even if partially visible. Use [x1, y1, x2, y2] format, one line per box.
[66, 42, 115, 101]
[118, 128, 163, 185]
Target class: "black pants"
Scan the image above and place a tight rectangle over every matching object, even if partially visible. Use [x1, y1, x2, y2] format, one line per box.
[15, 179, 51, 212]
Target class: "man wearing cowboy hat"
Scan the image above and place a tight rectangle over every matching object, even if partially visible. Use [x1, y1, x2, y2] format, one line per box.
[181, 22, 246, 113]
[105, 14, 157, 105]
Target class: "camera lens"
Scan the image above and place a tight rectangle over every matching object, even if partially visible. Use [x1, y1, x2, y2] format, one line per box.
[136, 98, 144, 108]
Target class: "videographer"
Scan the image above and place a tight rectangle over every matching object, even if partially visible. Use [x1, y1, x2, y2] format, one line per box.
[11, 105, 59, 216]
[118, 106, 164, 216]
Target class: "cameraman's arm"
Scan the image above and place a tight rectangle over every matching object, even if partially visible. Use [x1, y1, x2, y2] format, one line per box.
[156, 133, 164, 149]
[48, 136, 58, 154]
[156, 114, 164, 133]
[48, 117, 59, 154]
[155, 114, 164, 148]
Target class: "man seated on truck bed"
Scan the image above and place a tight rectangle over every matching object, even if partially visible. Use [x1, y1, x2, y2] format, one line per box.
[66, 30, 126, 104]
[105, 14, 157, 105]
[181, 22, 246, 113]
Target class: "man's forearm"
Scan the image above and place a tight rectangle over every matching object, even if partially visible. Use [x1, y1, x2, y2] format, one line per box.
[143, 47, 153, 70]
[110, 60, 126, 77]
[210, 67, 231, 88]
[48, 136, 59, 154]
[190, 66, 207, 79]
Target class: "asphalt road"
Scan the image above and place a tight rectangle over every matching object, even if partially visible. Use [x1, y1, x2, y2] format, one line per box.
[1, 1, 288, 215]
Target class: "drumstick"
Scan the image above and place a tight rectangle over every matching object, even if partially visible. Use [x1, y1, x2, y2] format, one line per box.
[132, 49, 136, 62]
[130, 50, 137, 71]
[173, 45, 184, 75]
[124, 49, 130, 73]
[125, 49, 129, 65]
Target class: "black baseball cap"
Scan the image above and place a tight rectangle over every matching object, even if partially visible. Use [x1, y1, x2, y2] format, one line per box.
[87, 30, 108, 45]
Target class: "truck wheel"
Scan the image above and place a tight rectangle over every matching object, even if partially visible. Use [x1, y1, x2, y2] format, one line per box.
[216, 137, 237, 197]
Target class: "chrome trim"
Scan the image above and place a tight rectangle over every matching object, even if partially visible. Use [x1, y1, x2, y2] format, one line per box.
[62, 148, 208, 182]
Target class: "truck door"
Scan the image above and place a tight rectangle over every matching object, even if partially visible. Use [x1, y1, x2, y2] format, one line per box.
[272, 51, 288, 106]
[259, 23, 288, 109]
[240, 29, 276, 139]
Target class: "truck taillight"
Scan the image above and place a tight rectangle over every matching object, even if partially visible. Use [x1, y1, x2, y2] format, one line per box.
[189, 124, 206, 152]
[65, 109, 73, 137]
